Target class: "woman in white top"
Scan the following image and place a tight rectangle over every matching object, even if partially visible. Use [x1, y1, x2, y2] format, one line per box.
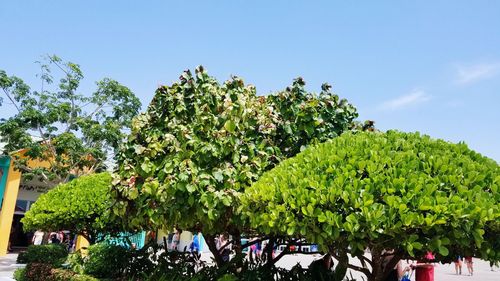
[32, 230, 44, 245]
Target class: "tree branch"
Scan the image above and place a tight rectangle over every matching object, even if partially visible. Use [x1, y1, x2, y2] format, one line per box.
[331, 250, 372, 279]
[1, 88, 22, 113]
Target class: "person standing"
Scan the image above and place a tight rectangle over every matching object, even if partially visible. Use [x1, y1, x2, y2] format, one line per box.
[218, 233, 231, 262]
[190, 232, 201, 257]
[57, 231, 65, 244]
[381, 250, 411, 281]
[171, 228, 181, 251]
[454, 256, 463, 275]
[309, 253, 334, 280]
[49, 232, 60, 244]
[464, 256, 474, 276]
[32, 230, 44, 245]
[412, 251, 435, 281]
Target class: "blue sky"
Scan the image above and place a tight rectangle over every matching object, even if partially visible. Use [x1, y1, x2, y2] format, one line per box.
[1, 1, 499, 162]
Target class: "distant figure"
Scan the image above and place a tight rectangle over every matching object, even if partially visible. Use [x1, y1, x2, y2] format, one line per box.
[454, 256, 463, 275]
[32, 230, 44, 245]
[218, 233, 231, 262]
[412, 251, 435, 281]
[190, 232, 201, 257]
[250, 238, 261, 259]
[58, 231, 65, 244]
[49, 232, 60, 244]
[381, 250, 410, 281]
[171, 228, 181, 251]
[309, 254, 334, 281]
[464, 256, 474, 276]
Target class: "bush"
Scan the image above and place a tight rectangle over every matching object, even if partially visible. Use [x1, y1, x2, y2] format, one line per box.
[70, 275, 100, 281]
[51, 268, 100, 281]
[50, 268, 76, 281]
[22, 173, 115, 244]
[16, 244, 68, 266]
[13, 267, 27, 281]
[67, 251, 85, 274]
[25, 263, 54, 281]
[84, 243, 130, 278]
[15, 265, 99, 281]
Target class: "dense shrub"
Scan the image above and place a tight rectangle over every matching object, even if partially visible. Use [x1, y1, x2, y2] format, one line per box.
[16, 244, 68, 266]
[22, 173, 116, 244]
[13, 267, 27, 281]
[139, 262, 344, 281]
[13, 265, 98, 281]
[243, 130, 499, 281]
[25, 263, 53, 281]
[50, 268, 76, 280]
[67, 251, 85, 274]
[84, 243, 130, 278]
[51, 268, 100, 281]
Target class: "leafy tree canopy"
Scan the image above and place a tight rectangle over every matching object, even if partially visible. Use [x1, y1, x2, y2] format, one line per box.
[0, 55, 141, 183]
[22, 172, 113, 243]
[112, 66, 359, 238]
[242, 131, 499, 281]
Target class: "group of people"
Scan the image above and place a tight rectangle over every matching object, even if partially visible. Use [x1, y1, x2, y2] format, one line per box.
[31, 229, 76, 251]
[454, 256, 474, 276]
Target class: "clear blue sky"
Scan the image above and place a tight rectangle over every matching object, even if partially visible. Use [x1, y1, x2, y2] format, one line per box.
[1, 1, 499, 162]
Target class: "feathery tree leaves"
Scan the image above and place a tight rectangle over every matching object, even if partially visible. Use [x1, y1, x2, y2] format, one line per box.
[0, 55, 141, 183]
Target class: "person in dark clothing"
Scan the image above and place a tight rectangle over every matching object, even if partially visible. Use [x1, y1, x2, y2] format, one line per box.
[309, 254, 334, 280]
[50, 233, 60, 244]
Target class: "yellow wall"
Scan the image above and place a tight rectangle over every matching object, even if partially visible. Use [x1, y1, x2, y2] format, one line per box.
[0, 151, 101, 256]
[0, 161, 22, 256]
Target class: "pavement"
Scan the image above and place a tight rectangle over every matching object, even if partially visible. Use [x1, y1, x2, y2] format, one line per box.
[276, 254, 500, 281]
[0, 253, 22, 281]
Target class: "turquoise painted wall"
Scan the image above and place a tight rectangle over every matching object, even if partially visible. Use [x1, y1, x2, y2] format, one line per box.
[0, 157, 10, 209]
[103, 231, 146, 249]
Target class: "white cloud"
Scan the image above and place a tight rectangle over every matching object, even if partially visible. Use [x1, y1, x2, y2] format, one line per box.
[380, 90, 431, 110]
[456, 62, 500, 85]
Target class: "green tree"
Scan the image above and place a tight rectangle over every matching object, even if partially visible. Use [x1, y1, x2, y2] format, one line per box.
[22, 172, 114, 243]
[112, 67, 359, 265]
[0, 55, 141, 183]
[242, 131, 500, 281]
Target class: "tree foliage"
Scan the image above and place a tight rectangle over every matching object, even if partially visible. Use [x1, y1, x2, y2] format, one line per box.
[111, 67, 359, 243]
[0, 55, 141, 183]
[242, 131, 500, 281]
[22, 172, 114, 243]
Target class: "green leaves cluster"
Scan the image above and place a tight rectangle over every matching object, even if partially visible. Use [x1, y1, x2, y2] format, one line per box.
[22, 172, 114, 243]
[0, 55, 141, 183]
[242, 131, 500, 262]
[112, 66, 359, 235]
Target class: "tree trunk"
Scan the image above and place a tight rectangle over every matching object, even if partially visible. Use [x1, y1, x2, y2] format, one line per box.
[368, 248, 402, 281]
[229, 229, 244, 269]
[370, 248, 382, 281]
[231, 230, 242, 258]
[204, 233, 224, 267]
[264, 237, 276, 267]
[333, 251, 348, 281]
